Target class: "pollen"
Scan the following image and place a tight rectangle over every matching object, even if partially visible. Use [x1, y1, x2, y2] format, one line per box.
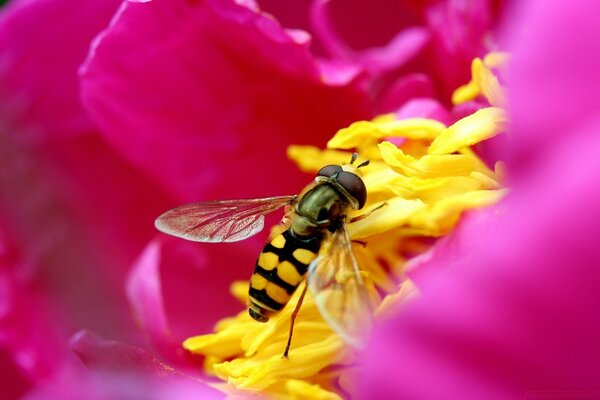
[183, 54, 508, 399]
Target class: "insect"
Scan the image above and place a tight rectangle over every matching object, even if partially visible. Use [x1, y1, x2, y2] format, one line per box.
[155, 154, 379, 357]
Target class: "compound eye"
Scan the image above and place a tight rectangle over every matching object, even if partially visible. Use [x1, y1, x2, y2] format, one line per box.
[337, 171, 367, 209]
[317, 164, 343, 178]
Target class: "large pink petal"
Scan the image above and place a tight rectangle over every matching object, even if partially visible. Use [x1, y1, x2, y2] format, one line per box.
[361, 1, 600, 398]
[0, 0, 176, 385]
[505, 1, 600, 173]
[0, 0, 120, 138]
[362, 124, 600, 398]
[81, 0, 371, 203]
[0, 132, 171, 346]
[0, 0, 172, 277]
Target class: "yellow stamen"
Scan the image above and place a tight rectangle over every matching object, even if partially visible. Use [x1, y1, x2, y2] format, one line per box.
[428, 107, 507, 155]
[183, 54, 508, 398]
[452, 52, 509, 107]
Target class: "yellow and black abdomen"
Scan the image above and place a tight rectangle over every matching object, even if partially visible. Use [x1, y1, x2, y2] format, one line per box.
[248, 229, 321, 322]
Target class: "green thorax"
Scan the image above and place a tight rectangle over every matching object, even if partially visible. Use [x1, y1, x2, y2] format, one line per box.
[290, 183, 349, 237]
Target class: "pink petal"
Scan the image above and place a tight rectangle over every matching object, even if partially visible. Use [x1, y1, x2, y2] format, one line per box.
[377, 73, 435, 113]
[317, 0, 424, 52]
[505, 1, 600, 172]
[309, 0, 349, 59]
[0, 0, 178, 388]
[0, 0, 171, 276]
[395, 98, 451, 125]
[0, 349, 29, 400]
[0, 273, 78, 384]
[404, 206, 500, 285]
[361, 1, 600, 397]
[80, 0, 371, 203]
[71, 330, 182, 379]
[63, 330, 222, 400]
[425, 0, 495, 95]
[316, 59, 365, 86]
[0, 225, 83, 382]
[363, 124, 600, 398]
[309, 0, 429, 88]
[130, 235, 260, 342]
[25, 376, 222, 400]
[126, 238, 225, 368]
[126, 240, 178, 360]
[356, 28, 430, 75]
[0, 132, 171, 346]
[450, 100, 488, 122]
[0, 0, 120, 138]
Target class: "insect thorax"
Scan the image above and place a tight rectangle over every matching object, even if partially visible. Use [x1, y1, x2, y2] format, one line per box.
[291, 183, 349, 238]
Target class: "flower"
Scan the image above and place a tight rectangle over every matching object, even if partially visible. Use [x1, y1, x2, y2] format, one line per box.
[182, 58, 507, 397]
[0, 0, 506, 397]
[360, 0, 600, 398]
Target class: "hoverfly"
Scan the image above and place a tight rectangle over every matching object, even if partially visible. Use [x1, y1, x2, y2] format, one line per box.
[155, 154, 379, 357]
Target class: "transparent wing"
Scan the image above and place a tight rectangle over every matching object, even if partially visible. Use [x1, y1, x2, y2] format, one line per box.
[155, 195, 296, 243]
[308, 224, 374, 348]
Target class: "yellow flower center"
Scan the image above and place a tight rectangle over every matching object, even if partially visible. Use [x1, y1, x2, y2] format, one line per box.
[183, 53, 508, 399]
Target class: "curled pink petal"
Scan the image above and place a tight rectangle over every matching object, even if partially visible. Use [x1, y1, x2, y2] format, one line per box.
[317, 0, 424, 52]
[377, 73, 435, 113]
[141, 235, 261, 340]
[316, 59, 364, 86]
[127, 237, 243, 369]
[126, 240, 178, 360]
[356, 27, 430, 75]
[309, 0, 350, 59]
[395, 98, 451, 125]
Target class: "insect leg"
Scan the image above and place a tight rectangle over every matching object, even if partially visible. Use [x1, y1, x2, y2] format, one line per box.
[349, 202, 388, 223]
[282, 282, 309, 359]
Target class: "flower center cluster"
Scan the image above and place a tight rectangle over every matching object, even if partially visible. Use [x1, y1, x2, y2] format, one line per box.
[183, 53, 508, 399]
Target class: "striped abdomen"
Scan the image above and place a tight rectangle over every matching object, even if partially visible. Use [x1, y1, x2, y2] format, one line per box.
[248, 229, 321, 322]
